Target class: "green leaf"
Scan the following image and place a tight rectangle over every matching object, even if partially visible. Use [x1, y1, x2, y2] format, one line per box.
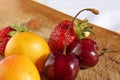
[9, 24, 29, 36]
[9, 31, 19, 36]
[73, 18, 94, 39]
[11, 24, 29, 32]
[80, 32, 85, 39]
[83, 26, 95, 35]
[79, 19, 88, 29]
[74, 20, 82, 39]
[11, 24, 21, 31]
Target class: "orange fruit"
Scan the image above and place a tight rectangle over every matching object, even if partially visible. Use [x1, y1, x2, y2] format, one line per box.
[0, 55, 41, 80]
[5, 32, 50, 72]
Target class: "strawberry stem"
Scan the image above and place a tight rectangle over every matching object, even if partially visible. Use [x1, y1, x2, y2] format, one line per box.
[63, 8, 99, 54]
[9, 24, 29, 36]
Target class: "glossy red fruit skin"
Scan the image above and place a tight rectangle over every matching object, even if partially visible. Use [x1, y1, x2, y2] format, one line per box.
[44, 53, 80, 80]
[48, 20, 76, 53]
[68, 38, 99, 68]
[0, 26, 14, 56]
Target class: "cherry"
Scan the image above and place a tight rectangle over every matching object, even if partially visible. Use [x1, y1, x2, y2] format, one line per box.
[68, 38, 99, 68]
[44, 52, 79, 80]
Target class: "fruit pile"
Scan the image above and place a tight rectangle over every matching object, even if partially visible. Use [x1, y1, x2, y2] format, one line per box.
[44, 8, 99, 80]
[0, 8, 101, 80]
[0, 24, 50, 80]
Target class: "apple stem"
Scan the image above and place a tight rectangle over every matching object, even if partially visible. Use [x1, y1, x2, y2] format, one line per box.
[63, 8, 99, 55]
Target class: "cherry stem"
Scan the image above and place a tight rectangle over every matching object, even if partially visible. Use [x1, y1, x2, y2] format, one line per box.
[72, 8, 99, 24]
[98, 48, 120, 56]
[63, 8, 99, 54]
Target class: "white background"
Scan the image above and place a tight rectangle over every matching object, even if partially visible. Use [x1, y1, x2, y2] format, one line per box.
[36, 0, 120, 33]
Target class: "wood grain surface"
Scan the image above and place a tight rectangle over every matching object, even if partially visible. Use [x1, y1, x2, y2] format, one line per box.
[0, 0, 120, 80]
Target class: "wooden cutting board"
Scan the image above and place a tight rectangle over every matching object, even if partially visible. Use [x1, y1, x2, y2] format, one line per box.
[0, 0, 120, 80]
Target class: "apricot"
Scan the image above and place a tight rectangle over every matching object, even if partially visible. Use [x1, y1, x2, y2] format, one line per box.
[5, 32, 50, 72]
[0, 55, 41, 80]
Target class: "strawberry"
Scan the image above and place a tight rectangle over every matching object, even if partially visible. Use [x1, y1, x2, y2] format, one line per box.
[48, 19, 92, 53]
[48, 8, 99, 53]
[0, 24, 29, 56]
[48, 20, 76, 53]
[0, 26, 15, 56]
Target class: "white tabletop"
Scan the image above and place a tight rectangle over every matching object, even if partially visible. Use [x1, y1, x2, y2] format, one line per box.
[36, 0, 120, 33]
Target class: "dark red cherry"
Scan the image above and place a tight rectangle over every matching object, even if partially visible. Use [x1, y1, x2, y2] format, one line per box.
[44, 52, 80, 80]
[68, 38, 99, 68]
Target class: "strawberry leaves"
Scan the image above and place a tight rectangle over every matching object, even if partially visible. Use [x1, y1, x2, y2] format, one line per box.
[70, 8, 99, 39]
[9, 24, 29, 36]
[74, 19, 94, 39]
